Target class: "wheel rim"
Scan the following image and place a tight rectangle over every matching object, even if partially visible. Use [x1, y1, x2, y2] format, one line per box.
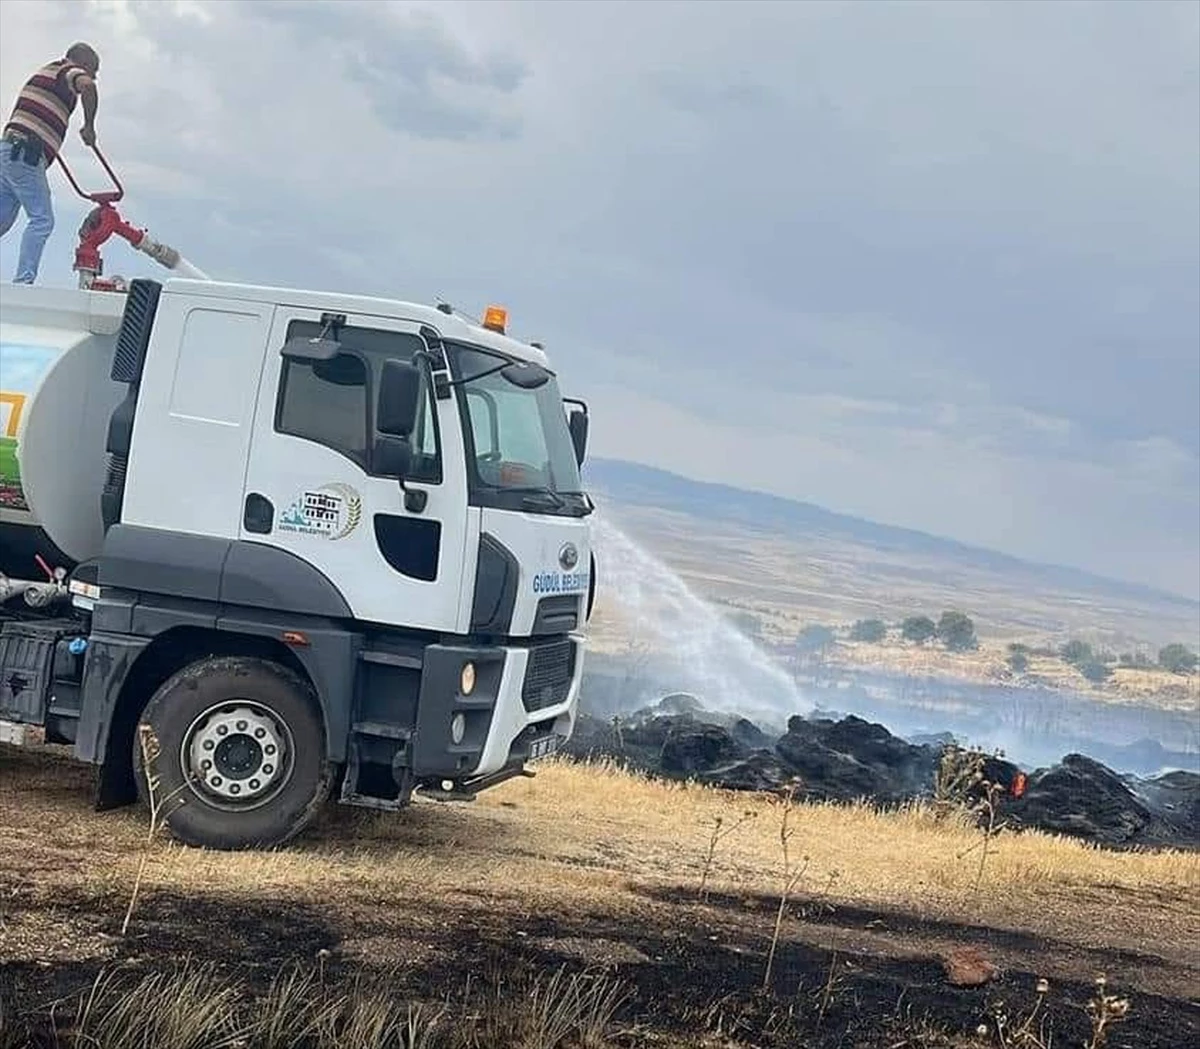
[180, 700, 295, 811]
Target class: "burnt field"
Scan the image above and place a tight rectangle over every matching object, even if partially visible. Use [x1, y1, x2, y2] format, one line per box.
[2, 740, 1198, 1048]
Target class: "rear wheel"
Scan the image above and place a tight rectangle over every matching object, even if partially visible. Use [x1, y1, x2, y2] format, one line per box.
[133, 655, 333, 850]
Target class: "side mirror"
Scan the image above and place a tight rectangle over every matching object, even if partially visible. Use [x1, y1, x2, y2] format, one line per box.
[281, 335, 341, 361]
[377, 359, 421, 437]
[370, 434, 413, 480]
[568, 408, 588, 466]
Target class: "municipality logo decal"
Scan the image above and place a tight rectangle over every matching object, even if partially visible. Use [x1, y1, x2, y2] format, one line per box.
[558, 542, 579, 570]
[279, 483, 362, 540]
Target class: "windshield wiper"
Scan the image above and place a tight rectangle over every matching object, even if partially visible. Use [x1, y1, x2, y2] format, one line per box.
[510, 487, 567, 510]
[458, 361, 509, 385]
[521, 491, 566, 511]
[519, 489, 596, 516]
[476, 484, 570, 511]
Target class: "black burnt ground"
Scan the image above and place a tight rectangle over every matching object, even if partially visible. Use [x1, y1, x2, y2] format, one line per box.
[3, 740, 1197, 1049]
[566, 703, 1200, 849]
[3, 884, 1198, 1049]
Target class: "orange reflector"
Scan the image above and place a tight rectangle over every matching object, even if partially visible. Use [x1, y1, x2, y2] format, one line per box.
[482, 305, 508, 333]
[281, 631, 309, 646]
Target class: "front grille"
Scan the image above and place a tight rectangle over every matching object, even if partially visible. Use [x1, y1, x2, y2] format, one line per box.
[532, 594, 579, 635]
[522, 639, 575, 712]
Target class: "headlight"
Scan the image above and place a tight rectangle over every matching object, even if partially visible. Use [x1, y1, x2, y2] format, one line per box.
[451, 713, 466, 745]
[460, 662, 476, 696]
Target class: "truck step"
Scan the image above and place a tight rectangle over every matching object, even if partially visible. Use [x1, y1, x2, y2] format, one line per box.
[337, 789, 409, 812]
[358, 649, 422, 669]
[0, 720, 28, 746]
[351, 720, 410, 740]
[337, 722, 414, 812]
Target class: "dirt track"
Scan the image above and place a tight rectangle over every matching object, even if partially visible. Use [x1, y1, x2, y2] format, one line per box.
[2, 741, 1198, 1047]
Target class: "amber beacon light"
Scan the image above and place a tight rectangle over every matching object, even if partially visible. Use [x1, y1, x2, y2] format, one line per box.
[482, 305, 508, 334]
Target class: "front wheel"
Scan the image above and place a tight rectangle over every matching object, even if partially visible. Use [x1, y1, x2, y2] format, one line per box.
[133, 656, 334, 850]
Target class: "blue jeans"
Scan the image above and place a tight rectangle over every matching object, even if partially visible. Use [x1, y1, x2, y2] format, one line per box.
[0, 140, 55, 284]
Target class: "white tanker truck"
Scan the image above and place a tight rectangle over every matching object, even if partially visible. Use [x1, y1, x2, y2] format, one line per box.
[0, 275, 595, 850]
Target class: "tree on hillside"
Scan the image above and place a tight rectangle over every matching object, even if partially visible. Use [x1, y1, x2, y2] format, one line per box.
[1158, 643, 1199, 675]
[901, 616, 936, 644]
[850, 618, 887, 644]
[1007, 643, 1033, 673]
[1119, 651, 1153, 669]
[1060, 640, 1093, 667]
[1007, 650, 1029, 674]
[1078, 660, 1112, 685]
[936, 610, 978, 652]
[795, 623, 836, 657]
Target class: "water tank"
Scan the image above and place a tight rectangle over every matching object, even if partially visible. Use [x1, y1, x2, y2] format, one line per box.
[1, 287, 125, 578]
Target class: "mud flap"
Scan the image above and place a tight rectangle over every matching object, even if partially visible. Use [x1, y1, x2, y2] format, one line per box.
[94, 748, 138, 810]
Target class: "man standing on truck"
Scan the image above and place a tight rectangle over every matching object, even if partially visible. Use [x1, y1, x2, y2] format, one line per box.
[0, 43, 101, 285]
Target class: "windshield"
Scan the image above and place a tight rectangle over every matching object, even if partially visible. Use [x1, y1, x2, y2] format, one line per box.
[446, 342, 587, 516]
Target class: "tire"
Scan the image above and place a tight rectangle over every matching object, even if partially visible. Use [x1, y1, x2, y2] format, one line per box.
[132, 655, 334, 851]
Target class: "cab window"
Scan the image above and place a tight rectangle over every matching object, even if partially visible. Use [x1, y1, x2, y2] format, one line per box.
[275, 320, 442, 483]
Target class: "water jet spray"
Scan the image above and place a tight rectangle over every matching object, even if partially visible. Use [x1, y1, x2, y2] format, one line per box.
[591, 511, 811, 726]
[55, 144, 209, 292]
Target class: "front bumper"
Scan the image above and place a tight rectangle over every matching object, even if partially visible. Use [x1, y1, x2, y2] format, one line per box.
[407, 633, 584, 787]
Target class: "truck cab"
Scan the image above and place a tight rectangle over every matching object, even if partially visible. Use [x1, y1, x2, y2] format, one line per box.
[0, 277, 595, 850]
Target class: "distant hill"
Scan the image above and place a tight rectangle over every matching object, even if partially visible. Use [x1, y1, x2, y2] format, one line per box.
[582, 458, 1199, 613]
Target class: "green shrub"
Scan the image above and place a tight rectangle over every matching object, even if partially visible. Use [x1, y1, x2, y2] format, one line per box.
[849, 619, 887, 643]
[1158, 643, 1198, 674]
[936, 611, 977, 653]
[901, 616, 936, 644]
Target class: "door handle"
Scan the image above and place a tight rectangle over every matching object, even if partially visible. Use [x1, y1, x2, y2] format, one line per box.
[243, 492, 274, 534]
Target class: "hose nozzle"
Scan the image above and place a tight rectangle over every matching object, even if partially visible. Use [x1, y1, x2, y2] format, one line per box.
[135, 234, 181, 270]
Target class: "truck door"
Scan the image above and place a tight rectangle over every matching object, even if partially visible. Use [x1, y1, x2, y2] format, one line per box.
[239, 307, 472, 633]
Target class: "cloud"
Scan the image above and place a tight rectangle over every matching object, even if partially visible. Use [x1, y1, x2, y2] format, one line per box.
[247, 1, 529, 140]
[585, 376, 1199, 598]
[650, 71, 778, 117]
[1, 0, 1196, 599]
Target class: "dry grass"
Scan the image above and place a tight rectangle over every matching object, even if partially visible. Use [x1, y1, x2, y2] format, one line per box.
[3, 740, 1198, 1047]
[4, 746, 1196, 956]
[830, 640, 1200, 711]
[70, 762, 1200, 906]
[14, 958, 630, 1049]
[1108, 665, 1200, 705]
[590, 600, 1199, 713]
[597, 503, 1199, 646]
[590, 502, 1200, 712]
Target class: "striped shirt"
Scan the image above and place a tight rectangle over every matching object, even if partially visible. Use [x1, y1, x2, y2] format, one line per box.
[4, 59, 90, 160]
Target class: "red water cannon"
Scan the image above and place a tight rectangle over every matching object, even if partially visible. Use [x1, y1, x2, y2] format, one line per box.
[54, 145, 203, 291]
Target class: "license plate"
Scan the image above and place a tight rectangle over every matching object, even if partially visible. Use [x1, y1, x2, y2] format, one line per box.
[528, 734, 559, 762]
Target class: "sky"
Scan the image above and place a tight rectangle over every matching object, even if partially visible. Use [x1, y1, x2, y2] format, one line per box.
[1, 0, 1198, 599]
